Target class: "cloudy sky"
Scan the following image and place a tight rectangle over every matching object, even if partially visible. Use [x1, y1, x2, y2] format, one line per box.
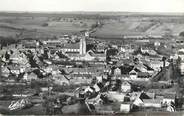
[0, 0, 184, 13]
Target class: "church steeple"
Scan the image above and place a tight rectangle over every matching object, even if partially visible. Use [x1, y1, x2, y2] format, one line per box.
[80, 37, 86, 55]
[79, 31, 89, 55]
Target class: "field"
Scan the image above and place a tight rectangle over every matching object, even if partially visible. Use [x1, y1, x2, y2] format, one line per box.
[0, 13, 97, 39]
[92, 16, 184, 38]
[0, 12, 184, 39]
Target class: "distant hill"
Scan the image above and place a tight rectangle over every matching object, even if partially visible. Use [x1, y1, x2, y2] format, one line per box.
[0, 11, 183, 39]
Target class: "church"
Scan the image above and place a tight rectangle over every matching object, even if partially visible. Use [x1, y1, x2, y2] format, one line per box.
[61, 31, 106, 61]
[61, 35, 86, 55]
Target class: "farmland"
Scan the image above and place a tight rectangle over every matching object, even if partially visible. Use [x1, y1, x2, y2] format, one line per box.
[0, 13, 97, 39]
[0, 12, 184, 39]
[92, 16, 184, 38]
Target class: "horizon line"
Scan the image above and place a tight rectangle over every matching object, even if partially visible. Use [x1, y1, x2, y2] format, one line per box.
[0, 10, 184, 15]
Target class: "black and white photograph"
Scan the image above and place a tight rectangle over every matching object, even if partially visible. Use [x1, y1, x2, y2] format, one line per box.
[0, 0, 184, 115]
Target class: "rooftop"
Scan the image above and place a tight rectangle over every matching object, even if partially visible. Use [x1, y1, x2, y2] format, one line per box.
[63, 42, 80, 49]
[143, 99, 162, 104]
[164, 93, 176, 99]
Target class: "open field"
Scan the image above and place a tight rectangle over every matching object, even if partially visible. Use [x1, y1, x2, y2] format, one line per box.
[0, 12, 183, 39]
[92, 16, 184, 38]
[0, 13, 97, 39]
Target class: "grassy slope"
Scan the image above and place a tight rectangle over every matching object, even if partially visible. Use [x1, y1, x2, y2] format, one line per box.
[93, 16, 184, 37]
[0, 12, 183, 39]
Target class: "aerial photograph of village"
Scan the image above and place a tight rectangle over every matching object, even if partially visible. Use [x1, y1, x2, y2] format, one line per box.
[0, 0, 184, 115]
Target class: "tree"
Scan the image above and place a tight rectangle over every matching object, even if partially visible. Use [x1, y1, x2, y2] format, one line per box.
[179, 31, 184, 37]
[42, 23, 48, 27]
[162, 56, 167, 67]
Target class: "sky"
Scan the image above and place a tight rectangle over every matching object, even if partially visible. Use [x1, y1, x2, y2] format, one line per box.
[0, 0, 184, 13]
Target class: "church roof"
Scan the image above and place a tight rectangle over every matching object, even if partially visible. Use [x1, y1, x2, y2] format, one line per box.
[66, 53, 84, 57]
[92, 53, 106, 58]
[62, 43, 80, 49]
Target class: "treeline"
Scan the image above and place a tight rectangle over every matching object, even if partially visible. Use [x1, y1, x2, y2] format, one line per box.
[0, 25, 24, 31]
[179, 31, 184, 37]
[0, 36, 19, 48]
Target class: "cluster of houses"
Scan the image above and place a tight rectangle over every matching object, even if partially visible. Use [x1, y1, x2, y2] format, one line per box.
[0, 31, 183, 114]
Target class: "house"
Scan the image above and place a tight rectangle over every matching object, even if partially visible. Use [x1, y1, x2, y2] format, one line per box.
[120, 102, 133, 113]
[179, 62, 184, 75]
[141, 46, 157, 55]
[80, 53, 95, 61]
[23, 72, 38, 81]
[40, 87, 53, 92]
[86, 94, 103, 105]
[162, 93, 176, 105]
[43, 40, 63, 48]
[8, 65, 20, 75]
[53, 75, 70, 85]
[84, 86, 95, 93]
[150, 61, 163, 71]
[134, 63, 149, 73]
[1, 66, 10, 77]
[170, 53, 179, 60]
[66, 52, 95, 61]
[129, 68, 150, 81]
[119, 46, 126, 53]
[96, 76, 103, 83]
[93, 83, 101, 92]
[117, 59, 134, 66]
[96, 43, 106, 53]
[70, 74, 92, 85]
[129, 69, 138, 80]
[111, 45, 118, 49]
[178, 49, 184, 61]
[21, 39, 37, 48]
[154, 41, 161, 47]
[9, 50, 28, 65]
[114, 67, 121, 76]
[66, 53, 84, 61]
[145, 92, 156, 99]
[137, 72, 150, 78]
[88, 61, 107, 68]
[133, 97, 143, 107]
[107, 91, 127, 102]
[87, 50, 106, 61]
[52, 60, 76, 67]
[121, 81, 131, 93]
[92, 53, 106, 61]
[118, 51, 131, 59]
[125, 44, 136, 53]
[132, 92, 159, 107]
[66, 67, 99, 75]
[131, 92, 153, 100]
[53, 51, 68, 60]
[142, 99, 162, 108]
[9, 51, 20, 63]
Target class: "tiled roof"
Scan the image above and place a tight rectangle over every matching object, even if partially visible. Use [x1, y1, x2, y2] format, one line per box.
[66, 53, 84, 57]
[8, 65, 20, 70]
[164, 93, 176, 99]
[65, 67, 101, 74]
[137, 72, 150, 77]
[122, 81, 131, 86]
[71, 74, 92, 78]
[143, 99, 161, 104]
[178, 51, 184, 55]
[62, 43, 80, 49]
[92, 53, 106, 58]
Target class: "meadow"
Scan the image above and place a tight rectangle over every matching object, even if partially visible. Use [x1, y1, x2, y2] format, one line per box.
[0, 12, 183, 40]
